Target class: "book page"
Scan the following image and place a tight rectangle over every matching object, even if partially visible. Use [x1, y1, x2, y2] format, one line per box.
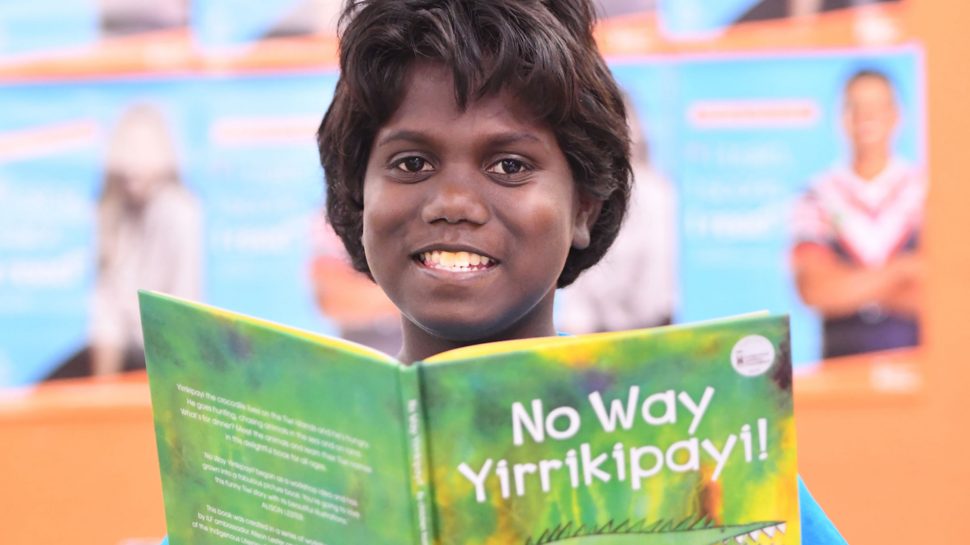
[419, 314, 800, 544]
[141, 292, 413, 545]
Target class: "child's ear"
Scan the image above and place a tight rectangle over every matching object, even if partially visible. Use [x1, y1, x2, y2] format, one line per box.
[571, 191, 603, 250]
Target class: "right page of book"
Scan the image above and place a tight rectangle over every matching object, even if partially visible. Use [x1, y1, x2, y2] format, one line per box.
[420, 315, 799, 544]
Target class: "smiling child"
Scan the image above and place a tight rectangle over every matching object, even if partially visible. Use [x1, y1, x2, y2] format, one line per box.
[160, 1, 843, 543]
[319, 1, 628, 364]
[313, 1, 845, 543]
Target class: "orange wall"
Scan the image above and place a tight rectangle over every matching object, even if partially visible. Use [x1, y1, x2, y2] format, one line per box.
[0, 379, 165, 545]
[795, 0, 970, 542]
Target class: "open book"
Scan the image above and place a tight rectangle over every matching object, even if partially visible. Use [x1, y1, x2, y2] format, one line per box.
[140, 291, 800, 545]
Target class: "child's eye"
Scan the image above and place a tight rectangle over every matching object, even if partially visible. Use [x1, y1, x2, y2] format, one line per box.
[486, 158, 530, 177]
[395, 156, 433, 173]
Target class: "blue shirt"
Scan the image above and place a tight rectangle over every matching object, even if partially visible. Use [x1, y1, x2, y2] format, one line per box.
[799, 476, 847, 544]
[158, 476, 845, 544]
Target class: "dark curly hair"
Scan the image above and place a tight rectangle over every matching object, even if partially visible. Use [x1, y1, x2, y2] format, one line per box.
[317, 0, 632, 287]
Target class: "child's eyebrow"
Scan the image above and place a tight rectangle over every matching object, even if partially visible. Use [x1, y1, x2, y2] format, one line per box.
[376, 129, 543, 148]
[376, 129, 433, 147]
[486, 131, 543, 148]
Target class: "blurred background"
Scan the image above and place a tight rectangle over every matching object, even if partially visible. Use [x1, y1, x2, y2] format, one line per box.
[0, 0, 967, 543]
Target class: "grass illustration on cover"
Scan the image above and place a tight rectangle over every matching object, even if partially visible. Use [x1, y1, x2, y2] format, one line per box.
[140, 291, 799, 545]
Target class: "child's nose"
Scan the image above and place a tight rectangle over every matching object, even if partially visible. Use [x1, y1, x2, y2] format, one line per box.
[420, 167, 490, 225]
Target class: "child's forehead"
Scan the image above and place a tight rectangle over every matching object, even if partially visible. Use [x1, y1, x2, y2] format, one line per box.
[379, 62, 551, 133]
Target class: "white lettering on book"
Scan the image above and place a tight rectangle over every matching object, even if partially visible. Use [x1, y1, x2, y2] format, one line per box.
[460, 384, 775, 502]
[513, 386, 716, 446]
[174, 384, 373, 534]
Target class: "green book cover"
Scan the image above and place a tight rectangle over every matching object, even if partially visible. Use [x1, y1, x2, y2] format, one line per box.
[141, 291, 800, 545]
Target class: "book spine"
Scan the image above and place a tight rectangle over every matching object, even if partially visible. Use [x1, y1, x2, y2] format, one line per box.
[399, 363, 434, 545]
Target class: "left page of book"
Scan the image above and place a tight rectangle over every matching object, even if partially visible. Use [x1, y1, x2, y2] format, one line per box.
[140, 291, 416, 545]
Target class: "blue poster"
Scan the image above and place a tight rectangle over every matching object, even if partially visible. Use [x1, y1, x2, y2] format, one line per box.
[0, 72, 339, 386]
[557, 61, 682, 336]
[193, 0, 341, 48]
[672, 47, 924, 364]
[0, 79, 182, 385]
[657, 0, 760, 38]
[193, 73, 338, 333]
[0, 46, 925, 385]
[0, 0, 98, 56]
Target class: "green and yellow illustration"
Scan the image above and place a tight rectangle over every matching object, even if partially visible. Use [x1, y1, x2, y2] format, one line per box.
[141, 292, 799, 545]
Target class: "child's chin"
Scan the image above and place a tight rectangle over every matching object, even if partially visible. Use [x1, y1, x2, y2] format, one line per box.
[412, 315, 508, 344]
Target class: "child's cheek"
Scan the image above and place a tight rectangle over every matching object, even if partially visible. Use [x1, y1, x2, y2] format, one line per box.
[360, 175, 420, 283]
[499, 188, 577, 255]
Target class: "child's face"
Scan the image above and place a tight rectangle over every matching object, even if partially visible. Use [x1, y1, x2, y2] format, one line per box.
[361, 62, 597, 351]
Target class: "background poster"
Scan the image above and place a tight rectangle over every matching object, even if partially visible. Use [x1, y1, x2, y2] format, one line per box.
[658, 0, 762, 38]
[559, 47, 924, 369]
[0, 48, 925, 385]
[672, 46, 923, 364]
[0, 1, 98, 57]
[0, 73, 340, 385]
[558, 61, 681, 335]
[192, 0, 342, 48]
[0, 0, 191, 60]
[0, 0, 925, 386]
[658, 0, 904, 40]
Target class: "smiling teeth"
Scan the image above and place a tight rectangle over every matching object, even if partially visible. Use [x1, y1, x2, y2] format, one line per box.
[421, 250, 494, 271]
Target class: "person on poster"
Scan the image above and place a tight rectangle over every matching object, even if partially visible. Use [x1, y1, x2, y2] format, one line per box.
[89, 103, 203, 376]
[560, 95, 677, 333]
[791, 68, 925, 359]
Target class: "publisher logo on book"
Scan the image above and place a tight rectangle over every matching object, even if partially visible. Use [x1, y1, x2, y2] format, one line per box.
[731, 335, 776, 377]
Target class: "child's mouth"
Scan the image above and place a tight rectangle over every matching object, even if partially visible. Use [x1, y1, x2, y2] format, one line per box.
[416, 250, 497, 273]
